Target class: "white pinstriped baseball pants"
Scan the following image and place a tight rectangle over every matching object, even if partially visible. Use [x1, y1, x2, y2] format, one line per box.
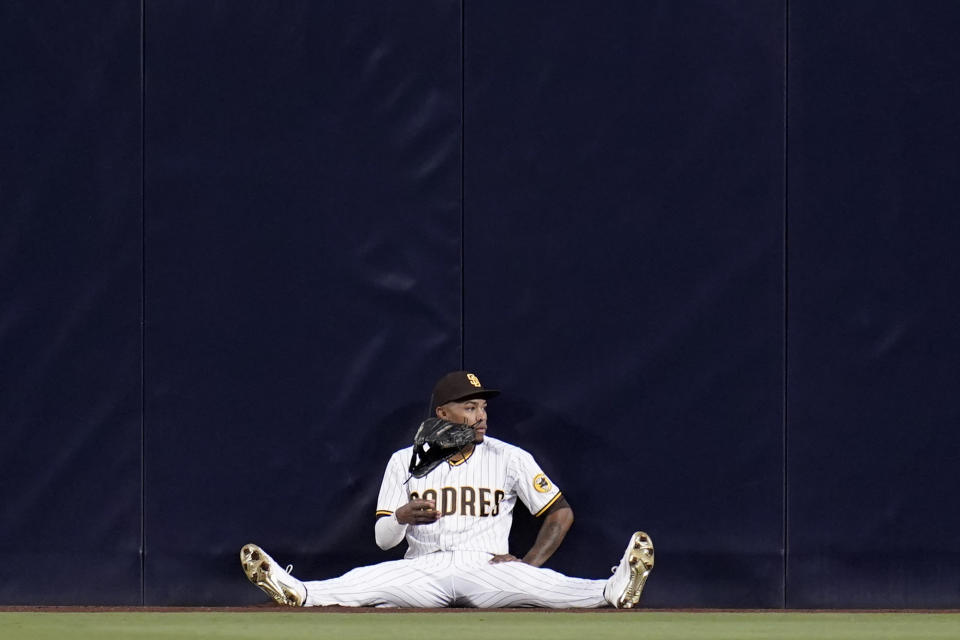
[302, 550, 608, 608]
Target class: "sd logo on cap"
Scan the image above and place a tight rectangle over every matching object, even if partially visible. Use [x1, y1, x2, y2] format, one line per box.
[431, 371, 500, 409]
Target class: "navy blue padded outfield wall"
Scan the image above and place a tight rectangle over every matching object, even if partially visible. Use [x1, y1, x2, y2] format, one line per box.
[2, 0, 959, 608]
[1, 2, 142, 605]
[787, 2, 960, 608]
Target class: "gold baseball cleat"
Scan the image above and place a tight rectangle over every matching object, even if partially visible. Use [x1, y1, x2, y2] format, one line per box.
[240, 543, 306, 607]
[604, 531, 655, 608]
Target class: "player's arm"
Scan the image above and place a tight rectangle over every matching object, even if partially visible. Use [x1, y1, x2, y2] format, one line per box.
[490, 497, 573, 566]
[521, 497, 573, 567]
[374, 453, 436, 549]
[375, 497, 441, 550]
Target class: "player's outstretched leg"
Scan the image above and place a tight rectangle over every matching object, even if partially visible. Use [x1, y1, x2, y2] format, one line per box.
[603, 531, 654, 608]
[240, 543, 307, 607]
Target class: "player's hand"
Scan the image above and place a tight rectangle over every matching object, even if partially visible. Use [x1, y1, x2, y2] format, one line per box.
[489, 554, 519, 564]
[395, 499, 442, 525]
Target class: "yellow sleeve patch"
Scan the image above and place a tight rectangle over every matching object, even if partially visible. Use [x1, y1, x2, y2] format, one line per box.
[532, 473, 553, 493]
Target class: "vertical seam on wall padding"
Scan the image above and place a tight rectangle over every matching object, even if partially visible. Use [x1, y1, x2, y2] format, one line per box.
[459, 0, 466, 369]
[782, 0, 790, 610]
[139, 0, 147, 606]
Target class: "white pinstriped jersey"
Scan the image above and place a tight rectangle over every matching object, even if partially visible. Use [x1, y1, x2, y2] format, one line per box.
[375, 436, 563, 558]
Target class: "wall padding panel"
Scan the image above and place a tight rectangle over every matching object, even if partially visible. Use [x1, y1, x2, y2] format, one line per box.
[0, 1, 142, 605]
[143, 0, 462, 604]
[463, 0, 786, 607]
[787, 2, 960, 608]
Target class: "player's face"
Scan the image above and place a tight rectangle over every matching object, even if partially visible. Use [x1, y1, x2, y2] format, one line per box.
[436, 399, 488, 443]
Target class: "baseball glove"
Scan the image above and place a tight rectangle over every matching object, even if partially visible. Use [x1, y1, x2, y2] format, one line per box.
[407, 417, 477, 479]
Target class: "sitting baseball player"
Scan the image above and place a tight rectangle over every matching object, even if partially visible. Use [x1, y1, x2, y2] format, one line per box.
[241, 370, 654, 608]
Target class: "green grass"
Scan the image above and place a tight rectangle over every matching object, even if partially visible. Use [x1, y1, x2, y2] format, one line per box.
[1, 611, 959, 640]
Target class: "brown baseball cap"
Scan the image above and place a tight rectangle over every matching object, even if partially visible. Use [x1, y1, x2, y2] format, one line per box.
[431, 371, 500, 409]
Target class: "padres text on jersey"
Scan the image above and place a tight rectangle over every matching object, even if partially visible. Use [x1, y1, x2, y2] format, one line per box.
[376, 436, 563, 558]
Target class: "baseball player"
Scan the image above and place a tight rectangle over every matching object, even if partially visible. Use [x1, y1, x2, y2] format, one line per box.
[241, 371, 654, 608]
